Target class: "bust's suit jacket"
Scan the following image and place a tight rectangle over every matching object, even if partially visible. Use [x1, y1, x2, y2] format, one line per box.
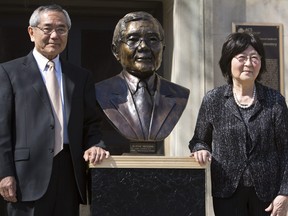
[95, 72, 190, 141]
[0, 52, 103, 203]
[189, 82, 288, 202]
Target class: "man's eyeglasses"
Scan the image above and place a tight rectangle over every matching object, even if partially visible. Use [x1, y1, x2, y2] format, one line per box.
[120, 36, 163, 48]
[34, 26, 69, 35]
[234, 54, 261, 64]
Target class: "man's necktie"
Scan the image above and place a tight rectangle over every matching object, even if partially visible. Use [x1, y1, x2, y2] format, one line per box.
[46, 61, 63, 156]
[134, 80, 153, 139]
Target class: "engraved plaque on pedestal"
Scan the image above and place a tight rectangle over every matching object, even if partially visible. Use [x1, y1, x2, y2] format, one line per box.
[129, 141, 164, 155]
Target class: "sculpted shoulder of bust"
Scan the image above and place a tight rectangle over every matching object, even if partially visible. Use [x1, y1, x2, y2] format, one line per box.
[95, 11, 190, 141]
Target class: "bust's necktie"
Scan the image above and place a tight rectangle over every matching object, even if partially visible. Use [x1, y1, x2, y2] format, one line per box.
[134, 80, 153, 139]
[46, 61, 63, 156]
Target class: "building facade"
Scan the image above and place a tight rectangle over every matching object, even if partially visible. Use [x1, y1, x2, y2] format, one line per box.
[1, 0, 287, 215]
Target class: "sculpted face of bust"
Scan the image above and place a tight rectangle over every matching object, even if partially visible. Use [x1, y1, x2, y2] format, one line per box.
[113, 19, 165, 79]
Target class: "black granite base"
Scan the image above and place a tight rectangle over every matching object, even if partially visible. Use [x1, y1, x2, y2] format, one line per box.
[0, 197, 7, 216]
[90, 168, 205, 216]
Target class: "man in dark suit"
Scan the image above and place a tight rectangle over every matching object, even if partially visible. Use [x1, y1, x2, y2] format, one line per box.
[0, 4, 109, 216]
[95, 11, 190, 142]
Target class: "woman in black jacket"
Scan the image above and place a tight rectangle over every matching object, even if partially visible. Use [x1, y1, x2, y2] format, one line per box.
[189, 32, 288, 216]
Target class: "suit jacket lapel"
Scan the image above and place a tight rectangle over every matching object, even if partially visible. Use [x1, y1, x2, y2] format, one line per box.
[109, 79, 144, 140]
[249, 83, 263, 119]
[149, 90, 175, 140]
[149, 76, 177, 140]
[26, 53, 53, 113]
[225, 97, 242, 120]
[247, 83, 264, 153]
[224, 85, 242, 120]
[61, 61, 75, 121]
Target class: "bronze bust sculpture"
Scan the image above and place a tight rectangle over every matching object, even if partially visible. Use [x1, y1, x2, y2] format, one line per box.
[95, 11, 190, 143]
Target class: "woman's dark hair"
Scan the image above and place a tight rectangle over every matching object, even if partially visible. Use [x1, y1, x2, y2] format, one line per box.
[219, 32, 266, 84]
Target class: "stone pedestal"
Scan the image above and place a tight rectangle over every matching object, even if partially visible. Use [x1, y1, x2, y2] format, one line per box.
[89, 156, 206, 216]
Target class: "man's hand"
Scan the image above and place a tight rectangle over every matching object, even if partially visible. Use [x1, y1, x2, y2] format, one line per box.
[265, 195, 288, 216]
[0, 176, 17, 202]
[83, 146, 110, 166]
[190, 150, 211, 166]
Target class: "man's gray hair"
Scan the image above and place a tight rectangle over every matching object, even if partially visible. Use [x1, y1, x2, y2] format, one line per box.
[29, 4, 71, 29]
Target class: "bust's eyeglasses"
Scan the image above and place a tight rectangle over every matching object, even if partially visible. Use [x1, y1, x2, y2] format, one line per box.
[120, 36, 163, 48]
[34, 26, 69, 35]
[234, 54, 261, 64]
